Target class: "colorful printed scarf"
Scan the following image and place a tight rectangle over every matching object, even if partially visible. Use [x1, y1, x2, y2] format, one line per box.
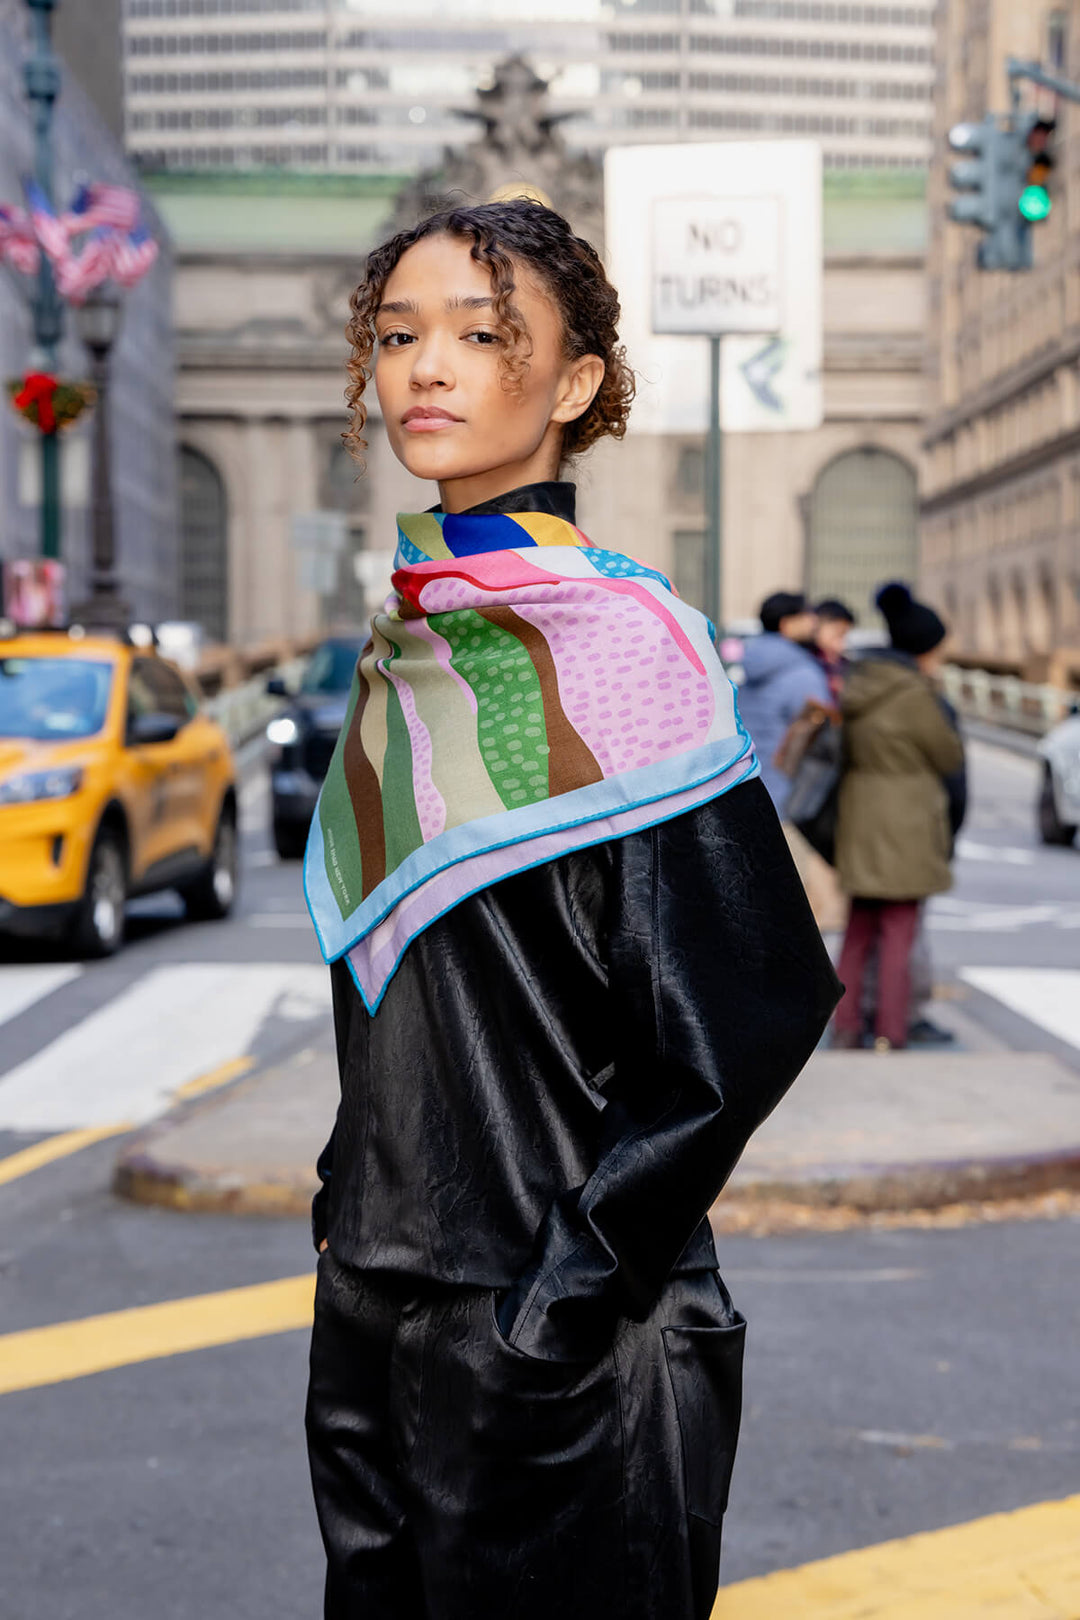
[304, 506, 757, 1011]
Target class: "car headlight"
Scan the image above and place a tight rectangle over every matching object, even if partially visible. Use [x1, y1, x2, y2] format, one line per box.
[267, 716, 300, 747]
[0, 765, 84, 805]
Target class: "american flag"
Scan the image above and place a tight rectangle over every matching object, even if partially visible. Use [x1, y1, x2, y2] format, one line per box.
[22, 179, 71, 266]
[62, 181, 140, 236]
[56, 227, 117, 303]
[0, 203, 40, 275]
[111, 224, 158, 288]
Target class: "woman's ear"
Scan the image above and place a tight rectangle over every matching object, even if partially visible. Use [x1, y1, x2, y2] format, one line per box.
[551, 354, 605, 426]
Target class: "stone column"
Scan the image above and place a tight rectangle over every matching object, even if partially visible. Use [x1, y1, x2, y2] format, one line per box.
[287, 416, 322, 636]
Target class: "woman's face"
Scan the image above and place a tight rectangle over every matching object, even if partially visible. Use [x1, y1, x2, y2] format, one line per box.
[373, 233, 603, 512]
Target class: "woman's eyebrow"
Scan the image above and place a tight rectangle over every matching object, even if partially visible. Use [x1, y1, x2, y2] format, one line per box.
[445, 295, 494, 311]
[376, 298, 421, 316]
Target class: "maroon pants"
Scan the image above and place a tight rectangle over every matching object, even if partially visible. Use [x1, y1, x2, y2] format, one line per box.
[834, 899, 920, 1048]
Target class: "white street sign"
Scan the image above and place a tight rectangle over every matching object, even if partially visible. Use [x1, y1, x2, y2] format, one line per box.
[651, 195, 782, 336]
[606, 142, 823, 434]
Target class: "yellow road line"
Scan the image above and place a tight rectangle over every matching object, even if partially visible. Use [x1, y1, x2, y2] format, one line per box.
[0, 1123, 132, 1188]
[0, 1055, 253, 1190]
[173, 1053, 254, 1100]
[712, 1493, 1080, 1619]
[0, 1274, 314, 1396]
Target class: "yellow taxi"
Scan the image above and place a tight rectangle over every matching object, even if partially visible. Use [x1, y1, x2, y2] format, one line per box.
[0, 628, 238, 955]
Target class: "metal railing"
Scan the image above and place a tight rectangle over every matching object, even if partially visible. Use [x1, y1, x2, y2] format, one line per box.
[204, 656, 308, 749]
[942, 664, 1077, 737]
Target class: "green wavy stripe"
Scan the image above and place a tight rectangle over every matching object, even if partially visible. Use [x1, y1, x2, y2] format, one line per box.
[432, 608, 550, 812]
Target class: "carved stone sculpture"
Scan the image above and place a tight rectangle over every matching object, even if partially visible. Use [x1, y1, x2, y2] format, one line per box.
[388, 54, 604, 249]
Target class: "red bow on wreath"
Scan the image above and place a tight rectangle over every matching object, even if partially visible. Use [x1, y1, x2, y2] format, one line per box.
[13, 371, 59, 433]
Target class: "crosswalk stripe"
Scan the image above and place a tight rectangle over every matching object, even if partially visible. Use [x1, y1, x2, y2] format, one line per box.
[0, 1123, 132, 1187]
[0, 1274, 315, 1396]
[961, 967, 1080, 1051]
[0, 965, 81, 1028]
[711, 1493, 1080, 1618]
[0, 963, 331, 1132]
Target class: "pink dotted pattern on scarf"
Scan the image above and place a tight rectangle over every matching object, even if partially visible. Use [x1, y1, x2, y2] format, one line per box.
[512, 591, 714, 773]
[377, 657, 446, 840]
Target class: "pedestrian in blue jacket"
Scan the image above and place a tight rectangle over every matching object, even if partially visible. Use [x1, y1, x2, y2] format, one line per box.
[737, 592, 832, 817]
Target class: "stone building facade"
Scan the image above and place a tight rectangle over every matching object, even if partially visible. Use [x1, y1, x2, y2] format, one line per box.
[921, 0, 1080, 675]
[159, 160, 925, 643]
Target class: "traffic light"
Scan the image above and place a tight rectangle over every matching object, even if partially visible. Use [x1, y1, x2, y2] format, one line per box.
[1018, 115, 1055, 223]
[947, 115, 1000, 233]
[947, 112, 1055, 271]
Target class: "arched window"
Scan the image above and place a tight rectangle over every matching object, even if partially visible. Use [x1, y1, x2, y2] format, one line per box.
[179, 447, 228, 644]
[806, 447, 918, 623]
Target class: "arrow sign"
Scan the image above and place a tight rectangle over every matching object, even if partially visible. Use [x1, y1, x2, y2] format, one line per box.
[740, 336, 788, 413]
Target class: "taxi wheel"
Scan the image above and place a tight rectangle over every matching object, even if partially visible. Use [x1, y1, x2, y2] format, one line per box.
[181, 806, 238, 922]
[70, 832, 127, 958]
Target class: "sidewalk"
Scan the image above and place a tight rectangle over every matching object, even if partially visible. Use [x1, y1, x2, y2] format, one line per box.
[113, 1038, 1080, 1221]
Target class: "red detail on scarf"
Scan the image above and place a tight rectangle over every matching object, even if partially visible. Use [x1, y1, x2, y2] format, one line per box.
[14, 371, 59, 433]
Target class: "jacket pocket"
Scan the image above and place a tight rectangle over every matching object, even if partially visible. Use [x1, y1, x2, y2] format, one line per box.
[662, 1314, 747, 1524]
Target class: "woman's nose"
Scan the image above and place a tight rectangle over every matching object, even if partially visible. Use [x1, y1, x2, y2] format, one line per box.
[409, 334, 454, 391]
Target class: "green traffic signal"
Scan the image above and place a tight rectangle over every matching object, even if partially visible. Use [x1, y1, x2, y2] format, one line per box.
[1018, 183, 1052, 222]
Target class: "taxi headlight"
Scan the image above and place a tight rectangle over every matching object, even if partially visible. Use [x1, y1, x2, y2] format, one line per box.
[0, 765, 84, 805]
[267, 716, 300, 747]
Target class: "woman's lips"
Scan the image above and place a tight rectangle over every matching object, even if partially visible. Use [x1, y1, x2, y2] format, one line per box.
[402, 409, 463, 433]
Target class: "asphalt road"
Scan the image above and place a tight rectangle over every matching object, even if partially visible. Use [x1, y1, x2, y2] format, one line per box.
[1, 737, 1079, 1619]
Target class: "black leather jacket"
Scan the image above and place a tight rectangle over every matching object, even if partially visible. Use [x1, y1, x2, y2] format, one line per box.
[315, 776, 840, 1363]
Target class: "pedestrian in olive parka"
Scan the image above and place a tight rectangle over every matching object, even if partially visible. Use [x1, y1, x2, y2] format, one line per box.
[832, 582, 965, 1052]
[303, 200, 840, 1620]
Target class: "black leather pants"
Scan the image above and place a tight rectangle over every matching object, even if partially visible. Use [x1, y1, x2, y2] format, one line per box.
[306, 1251, 746, 1620]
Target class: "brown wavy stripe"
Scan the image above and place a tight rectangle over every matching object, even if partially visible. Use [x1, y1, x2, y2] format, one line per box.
[477, 606, 602, 795]
[343, 668, 386, 898]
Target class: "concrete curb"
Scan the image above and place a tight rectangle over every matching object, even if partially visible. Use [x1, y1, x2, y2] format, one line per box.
[113, 1153, 315, 1217]
[113, 1044, 335, 1218]
[721, 1146, 1080, 1214]
[114, 1048, 1080, 1224]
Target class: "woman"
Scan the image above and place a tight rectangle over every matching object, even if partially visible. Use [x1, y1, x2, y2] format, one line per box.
[304, 199, 839, 1620]
[832, 582, 965, 1052]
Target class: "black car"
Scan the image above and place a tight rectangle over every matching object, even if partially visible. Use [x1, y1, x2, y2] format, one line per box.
[266, 637, 364, 859]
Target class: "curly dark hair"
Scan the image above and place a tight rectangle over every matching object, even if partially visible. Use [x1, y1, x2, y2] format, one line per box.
[343, 198, 635, 468]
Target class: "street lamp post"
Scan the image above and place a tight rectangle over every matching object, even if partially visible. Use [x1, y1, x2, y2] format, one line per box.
[72, 283, 129, 628]
[23, 0, 63, 561]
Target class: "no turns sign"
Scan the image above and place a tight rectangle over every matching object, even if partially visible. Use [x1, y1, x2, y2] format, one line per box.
[651, 194, 782, 336]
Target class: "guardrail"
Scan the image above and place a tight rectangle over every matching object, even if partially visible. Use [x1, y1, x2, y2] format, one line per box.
[204, 656, 308, 749]
[942, 664, 1077, 738]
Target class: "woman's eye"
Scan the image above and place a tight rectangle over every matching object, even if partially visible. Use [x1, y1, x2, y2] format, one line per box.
[465, 330, 501, 346]
[380, 331, 414, 348]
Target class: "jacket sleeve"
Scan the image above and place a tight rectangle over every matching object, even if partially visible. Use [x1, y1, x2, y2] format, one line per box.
[497, 777, 842, 1362]
[312, 1129, 335, 1251]
[784, 657, 832, 727]
[310, 962, 354, 1253]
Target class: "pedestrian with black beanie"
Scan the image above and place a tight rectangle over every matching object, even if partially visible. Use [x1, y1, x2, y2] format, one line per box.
[831, 582, 964, 1051]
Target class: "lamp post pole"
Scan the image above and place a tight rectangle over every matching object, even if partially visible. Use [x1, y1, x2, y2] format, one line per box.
[23, 0, 63, 561]
[72, 284, 128, 628]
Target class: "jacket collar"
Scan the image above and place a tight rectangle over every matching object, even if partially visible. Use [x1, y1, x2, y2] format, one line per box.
[401, 483, 583, 562]
[429, 481, 577, 523]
